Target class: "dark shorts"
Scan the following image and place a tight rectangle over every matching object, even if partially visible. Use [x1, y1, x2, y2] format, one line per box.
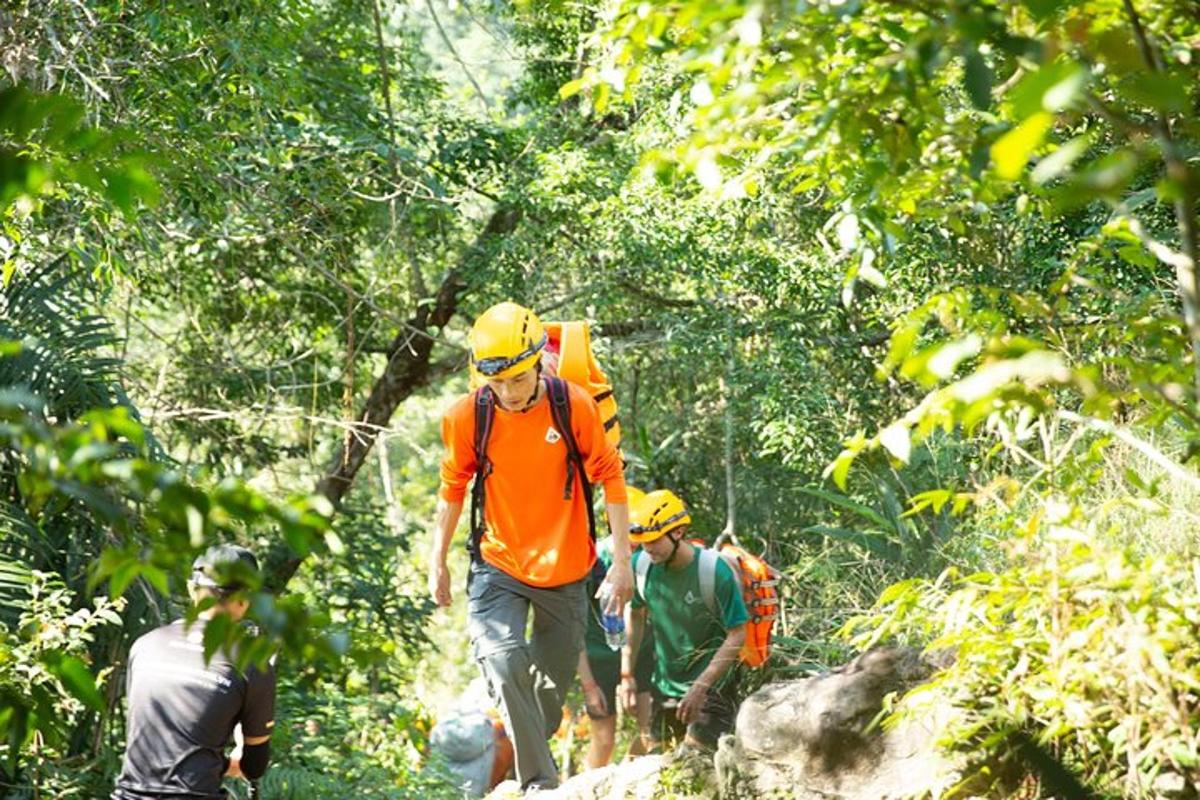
[587, 655, 620, 720]
[648, 683, 738, 751]
[585, 625, 656, 720]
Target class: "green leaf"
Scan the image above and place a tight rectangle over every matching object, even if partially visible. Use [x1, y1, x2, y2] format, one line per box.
[901, 335, 983, 386]
[963, 49, 993, 110]
[1019, 0, 1070, 22]
[559, 78, 587, 100]
[1116, 244, 1155, 268]
[1009, 61, 1086, 117]
[1094, 28, 1143, 74]
[41, 652, 104, 712]
[825, 449, 857, 490]
[593, 82, 612, 114]
[109, 558, 141, 598]
[141, 565, 169, 596]
[1120, 72, 1192, 114]
[879, 422, 912, 463]
[797, 486, 891, 529]
[202, 614, 232, 663]
[991, 112, 1053, 180]
[802, 525, 902, 561]
[1076, 149, 1139, 194]
[1031, 135, 1088, 185]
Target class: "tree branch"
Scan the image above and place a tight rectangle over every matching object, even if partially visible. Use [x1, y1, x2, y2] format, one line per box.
[265, 205, 521, 590]
[1122, 0, 1200, 402]
[616, 278, 699, 309]
[1058, 410, 1200, 491]
[424, 0, 489, 112]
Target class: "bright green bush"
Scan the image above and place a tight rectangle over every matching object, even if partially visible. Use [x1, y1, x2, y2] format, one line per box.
[847, 510, 1200, 798]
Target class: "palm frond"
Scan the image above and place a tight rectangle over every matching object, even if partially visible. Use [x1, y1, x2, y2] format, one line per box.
[0, 258, 121, 419]
[0, 530, 34, 627]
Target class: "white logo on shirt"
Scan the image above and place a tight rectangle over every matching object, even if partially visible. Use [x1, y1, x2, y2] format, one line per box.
[684, 590, 698, 605]
[545, 427, 562, 444]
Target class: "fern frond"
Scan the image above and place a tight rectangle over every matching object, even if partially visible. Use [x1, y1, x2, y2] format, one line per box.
[0, 258, 120, 418]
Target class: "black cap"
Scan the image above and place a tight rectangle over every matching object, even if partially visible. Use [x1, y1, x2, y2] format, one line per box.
[190, 544, 259, 592]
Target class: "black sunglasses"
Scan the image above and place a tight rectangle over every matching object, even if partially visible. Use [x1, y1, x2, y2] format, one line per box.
[473, 333, 547, 377]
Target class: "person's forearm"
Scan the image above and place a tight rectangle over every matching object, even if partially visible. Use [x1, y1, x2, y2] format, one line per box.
[622, 607, 646, 677]
[238, 740, 271, 780]
[606, 501, 631, 566]
[695, 625, 746, 689]
[577, 650, 596, 685]
[429, 498, 463, 563]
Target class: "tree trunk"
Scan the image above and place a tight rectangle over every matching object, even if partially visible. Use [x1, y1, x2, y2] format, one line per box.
[265, 205, 521, 590]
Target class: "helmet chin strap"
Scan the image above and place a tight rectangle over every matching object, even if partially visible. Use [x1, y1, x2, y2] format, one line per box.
[518, 362, 544, 412]
[664, 530, 683, 565]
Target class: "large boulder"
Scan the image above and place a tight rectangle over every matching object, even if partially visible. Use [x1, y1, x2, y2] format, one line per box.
[714, 647, 958, 799]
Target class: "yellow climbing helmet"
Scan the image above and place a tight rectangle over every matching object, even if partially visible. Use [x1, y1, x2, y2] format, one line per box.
[625, 486, 646, 509]
[468, 301, 547, 381]
[629, 489, 691, 543]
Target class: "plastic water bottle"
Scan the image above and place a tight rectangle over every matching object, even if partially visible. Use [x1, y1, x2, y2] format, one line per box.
[597, 583, 626, 650]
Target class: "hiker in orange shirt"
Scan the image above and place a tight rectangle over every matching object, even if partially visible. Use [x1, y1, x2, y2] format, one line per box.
[428, 301, 634, 793]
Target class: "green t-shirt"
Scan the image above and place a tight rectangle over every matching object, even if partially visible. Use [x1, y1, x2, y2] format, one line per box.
[631, 545, 749, 697]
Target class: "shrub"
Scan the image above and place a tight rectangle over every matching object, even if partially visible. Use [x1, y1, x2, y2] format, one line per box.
[847, 511, 1200, 798]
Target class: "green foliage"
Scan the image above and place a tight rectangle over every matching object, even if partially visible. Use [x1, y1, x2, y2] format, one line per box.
[0, 260, 123, 421]
[254, 682, 461, 800]
[576, 0, 1200, 480]
[846, 515, 1200, 797]
[3, 0, 1198, 795]
[0, 571, 124, 783]
[0, 86, 157, 216]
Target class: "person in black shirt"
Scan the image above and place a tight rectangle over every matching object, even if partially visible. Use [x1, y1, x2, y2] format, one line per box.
[112, 545, 276, 800]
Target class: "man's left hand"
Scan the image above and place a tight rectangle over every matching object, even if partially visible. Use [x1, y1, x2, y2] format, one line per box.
[603, 560, 634, 613]
[677, 680, 710, 725]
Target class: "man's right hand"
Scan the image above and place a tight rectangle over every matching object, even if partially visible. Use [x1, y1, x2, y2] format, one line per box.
[428, 559, 452, 608]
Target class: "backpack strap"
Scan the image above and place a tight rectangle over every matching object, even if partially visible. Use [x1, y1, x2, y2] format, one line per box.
[697, 549, 719, 616]
[468, 387, 497, 563]
[634, 551, 651, 602]
[545, 376, 597, 542]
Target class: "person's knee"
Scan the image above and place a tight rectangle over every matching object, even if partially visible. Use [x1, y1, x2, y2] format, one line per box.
[479, 645, 532, 685]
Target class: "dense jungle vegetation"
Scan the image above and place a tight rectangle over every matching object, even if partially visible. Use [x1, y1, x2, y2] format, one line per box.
[2, 0, 1199, 797]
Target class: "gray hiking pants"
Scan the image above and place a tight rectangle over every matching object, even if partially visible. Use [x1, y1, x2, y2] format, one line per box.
[467, 560, 588, 791]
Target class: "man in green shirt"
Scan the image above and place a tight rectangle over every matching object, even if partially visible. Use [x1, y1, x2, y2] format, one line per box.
[618, 489, 748, 751]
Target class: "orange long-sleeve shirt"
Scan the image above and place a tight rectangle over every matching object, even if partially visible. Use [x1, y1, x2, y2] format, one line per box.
[440, 381, 627, 587]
